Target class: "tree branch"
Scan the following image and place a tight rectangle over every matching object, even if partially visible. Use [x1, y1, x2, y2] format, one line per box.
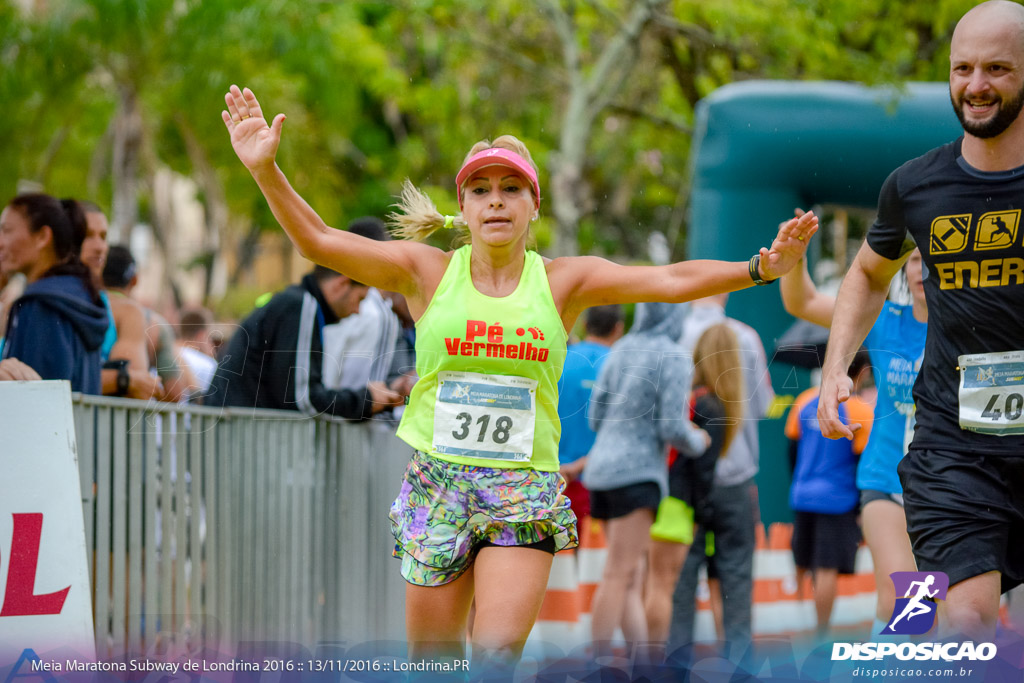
[606, 103, 692, 134]
[538, 0, 582, 83]
[459, 28, 569, 86]
[177, 114, 227, 303]
[585, 0, 666, 108]
[652, 13, 721, 49]
[581, 0, 624, 30]
[34, 124, 69, 187]
[586, 41, 641, 122]
[658, 31, 702, 109]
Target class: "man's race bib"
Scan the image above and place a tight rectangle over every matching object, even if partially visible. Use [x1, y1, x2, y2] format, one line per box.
[896, 402, 916, 455]
[433, 371, 537, 462]
[958, 350, 1024, 436]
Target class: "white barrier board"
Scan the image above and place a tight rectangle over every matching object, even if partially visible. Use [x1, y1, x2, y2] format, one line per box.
[0, 381, 95, 666]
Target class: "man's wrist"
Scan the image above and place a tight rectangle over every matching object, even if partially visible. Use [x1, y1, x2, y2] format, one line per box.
[821, 363, 851, 381]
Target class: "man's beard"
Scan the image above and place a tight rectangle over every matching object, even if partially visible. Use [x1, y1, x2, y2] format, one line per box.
[952, 81, 1024, 139]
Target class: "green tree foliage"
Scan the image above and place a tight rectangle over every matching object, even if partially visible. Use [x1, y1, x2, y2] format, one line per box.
[0, 0, 977, 306]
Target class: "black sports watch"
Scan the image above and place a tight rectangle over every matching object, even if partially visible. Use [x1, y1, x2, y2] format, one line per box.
[748, 254, 778, 286]
[103, 359, 131, 396]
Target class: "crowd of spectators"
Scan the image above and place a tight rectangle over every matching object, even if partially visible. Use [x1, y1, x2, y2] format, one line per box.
[0, 189, 882, 654]
[0, 194, 414, 420]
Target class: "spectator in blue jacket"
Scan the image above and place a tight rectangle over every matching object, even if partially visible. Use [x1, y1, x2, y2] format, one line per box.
[0, 194, 107, 393]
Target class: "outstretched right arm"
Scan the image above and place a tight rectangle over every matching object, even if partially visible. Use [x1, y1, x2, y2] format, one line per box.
[222, 85, 445, 303]
[817, 243, 906, 440]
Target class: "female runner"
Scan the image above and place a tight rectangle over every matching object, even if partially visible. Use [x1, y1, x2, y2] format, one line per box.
[222, 84, 818, 669]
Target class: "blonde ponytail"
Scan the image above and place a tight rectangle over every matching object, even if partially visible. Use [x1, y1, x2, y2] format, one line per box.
[387, 179, 466, 241]
[387, 134, 538, 242]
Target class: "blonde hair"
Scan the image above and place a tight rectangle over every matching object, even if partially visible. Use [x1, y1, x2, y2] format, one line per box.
[387, 135, 539, 242]
[692, 323, 745, 456]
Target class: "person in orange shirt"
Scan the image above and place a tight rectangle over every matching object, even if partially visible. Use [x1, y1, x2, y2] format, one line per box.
[785, 349, 873, 636]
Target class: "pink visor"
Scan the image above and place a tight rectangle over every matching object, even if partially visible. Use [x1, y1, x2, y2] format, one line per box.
[455, 148, 540, 210]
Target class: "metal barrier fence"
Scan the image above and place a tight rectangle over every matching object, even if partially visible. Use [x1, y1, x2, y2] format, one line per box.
[72, 394, 410, 658]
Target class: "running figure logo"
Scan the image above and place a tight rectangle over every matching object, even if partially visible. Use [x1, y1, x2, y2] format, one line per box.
[975, 210, 1020, 251]
[883, 571, 949, 635]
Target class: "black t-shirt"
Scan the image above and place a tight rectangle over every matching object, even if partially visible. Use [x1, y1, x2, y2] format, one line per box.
[866, 137, 1024, 455]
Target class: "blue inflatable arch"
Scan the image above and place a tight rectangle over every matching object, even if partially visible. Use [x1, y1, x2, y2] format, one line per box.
[686, 80, 962, 522]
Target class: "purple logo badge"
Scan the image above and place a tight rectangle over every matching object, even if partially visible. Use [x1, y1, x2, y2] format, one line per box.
[883, 571, 949, 635]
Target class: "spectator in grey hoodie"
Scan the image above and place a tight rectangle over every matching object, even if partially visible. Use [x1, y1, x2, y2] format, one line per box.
[583, 301, 709, 657]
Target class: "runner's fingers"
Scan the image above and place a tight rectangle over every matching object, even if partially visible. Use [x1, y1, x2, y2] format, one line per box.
[242, 87, 263, 121]
[791, 210, 816, 233]
[224, 91, 241, 122]
[823, 417, 853, 440]
[831, 409, 854, 439]
[231, 84, 251, 120]
[227, 84, 252, 121]
[793, 213, 818, 242]
[778, 208, 807, 231]
[778, 217, 798, 237]
[817, 391, 851, 439]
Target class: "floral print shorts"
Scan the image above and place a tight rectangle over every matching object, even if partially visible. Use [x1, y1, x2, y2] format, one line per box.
[389, 451, 578, 586]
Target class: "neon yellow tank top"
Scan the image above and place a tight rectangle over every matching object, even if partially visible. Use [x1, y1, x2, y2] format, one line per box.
[396, 245, 567, 471]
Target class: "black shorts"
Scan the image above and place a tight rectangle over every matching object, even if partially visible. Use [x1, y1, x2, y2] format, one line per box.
[899, 448, 1024, 593]
[791, 510, 861, 574]
[477, 536, 556, 555]
[860, 488, 904, 509]
[590, 481, 660, 520]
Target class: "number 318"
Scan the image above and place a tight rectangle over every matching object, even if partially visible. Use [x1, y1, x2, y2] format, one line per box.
[452, 413, 513, 443]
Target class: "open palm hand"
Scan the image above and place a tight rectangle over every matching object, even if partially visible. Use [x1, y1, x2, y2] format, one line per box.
[759, 209, 818, 281]
[221, 84, 285, 172]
